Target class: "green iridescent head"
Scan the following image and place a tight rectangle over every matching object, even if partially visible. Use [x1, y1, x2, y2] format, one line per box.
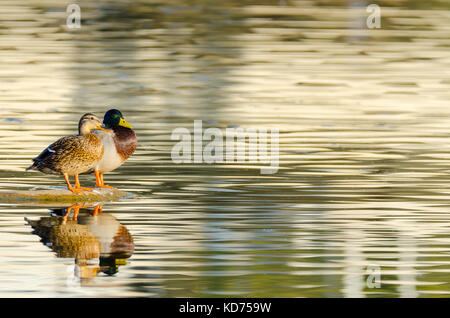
[103, 109, 132, 129]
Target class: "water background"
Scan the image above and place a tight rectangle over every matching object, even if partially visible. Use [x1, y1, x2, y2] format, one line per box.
[0, 0, 450, 297]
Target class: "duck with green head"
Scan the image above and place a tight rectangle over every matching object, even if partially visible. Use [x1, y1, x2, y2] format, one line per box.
[27, 113, 105, 194]
[90, 109, 137, 188]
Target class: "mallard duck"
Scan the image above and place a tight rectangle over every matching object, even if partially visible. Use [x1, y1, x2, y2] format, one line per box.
[90, 109, 137, 188]
[27, 113, 105, 194]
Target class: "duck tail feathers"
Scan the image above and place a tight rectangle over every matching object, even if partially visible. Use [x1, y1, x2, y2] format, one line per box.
[26, 163, 38, 172]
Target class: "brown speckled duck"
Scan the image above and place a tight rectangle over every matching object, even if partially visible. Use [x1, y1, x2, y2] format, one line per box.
[27, 113, 105, 194]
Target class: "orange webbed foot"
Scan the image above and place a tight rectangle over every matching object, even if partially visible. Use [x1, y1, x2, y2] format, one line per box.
[94, 171, 117, 189]
[67, 187, 85, 195]
[75, 186, 94, 192]
[95, 184, 117, 189]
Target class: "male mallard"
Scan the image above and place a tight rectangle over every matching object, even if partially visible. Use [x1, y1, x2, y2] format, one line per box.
[27, 113, 105, 194]
[91, 109, 137, 188]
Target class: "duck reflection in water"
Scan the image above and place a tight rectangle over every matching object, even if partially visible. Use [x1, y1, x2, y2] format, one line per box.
[26, 204, 134, 281]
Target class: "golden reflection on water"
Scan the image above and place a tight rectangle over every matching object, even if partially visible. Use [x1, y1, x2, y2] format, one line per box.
[27, 205, 134, 282]
[0, 0, 450, 297]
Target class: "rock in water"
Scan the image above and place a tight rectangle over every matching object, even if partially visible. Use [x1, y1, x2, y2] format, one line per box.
[0, 188, 130, 204]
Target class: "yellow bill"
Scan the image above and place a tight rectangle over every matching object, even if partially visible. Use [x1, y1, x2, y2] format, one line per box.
[119, 117, 133, 128]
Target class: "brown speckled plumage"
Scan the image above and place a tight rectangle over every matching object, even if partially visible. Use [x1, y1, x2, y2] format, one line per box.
[27, 114, 105, 180]
[28, 133, 104, 176]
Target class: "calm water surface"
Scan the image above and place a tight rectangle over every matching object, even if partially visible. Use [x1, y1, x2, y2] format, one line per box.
[0, 0, 450, 297]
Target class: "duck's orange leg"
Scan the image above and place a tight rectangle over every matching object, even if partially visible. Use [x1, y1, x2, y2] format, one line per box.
[62, 204, 82, 222]
[94, 169, 101, 187]
[94, 170, 116, 189]
[93, 205, 103, 216]
[64, 173, 83, 194]
[100, 172, 116, 189]
[74, 174, 93, 192]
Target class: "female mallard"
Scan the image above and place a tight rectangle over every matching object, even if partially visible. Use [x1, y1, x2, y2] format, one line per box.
[91, 109, 137, 188]
[27, 113, 105, 194]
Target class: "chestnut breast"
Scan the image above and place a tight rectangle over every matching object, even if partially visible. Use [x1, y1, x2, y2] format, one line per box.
[92, 126, 137, 173]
